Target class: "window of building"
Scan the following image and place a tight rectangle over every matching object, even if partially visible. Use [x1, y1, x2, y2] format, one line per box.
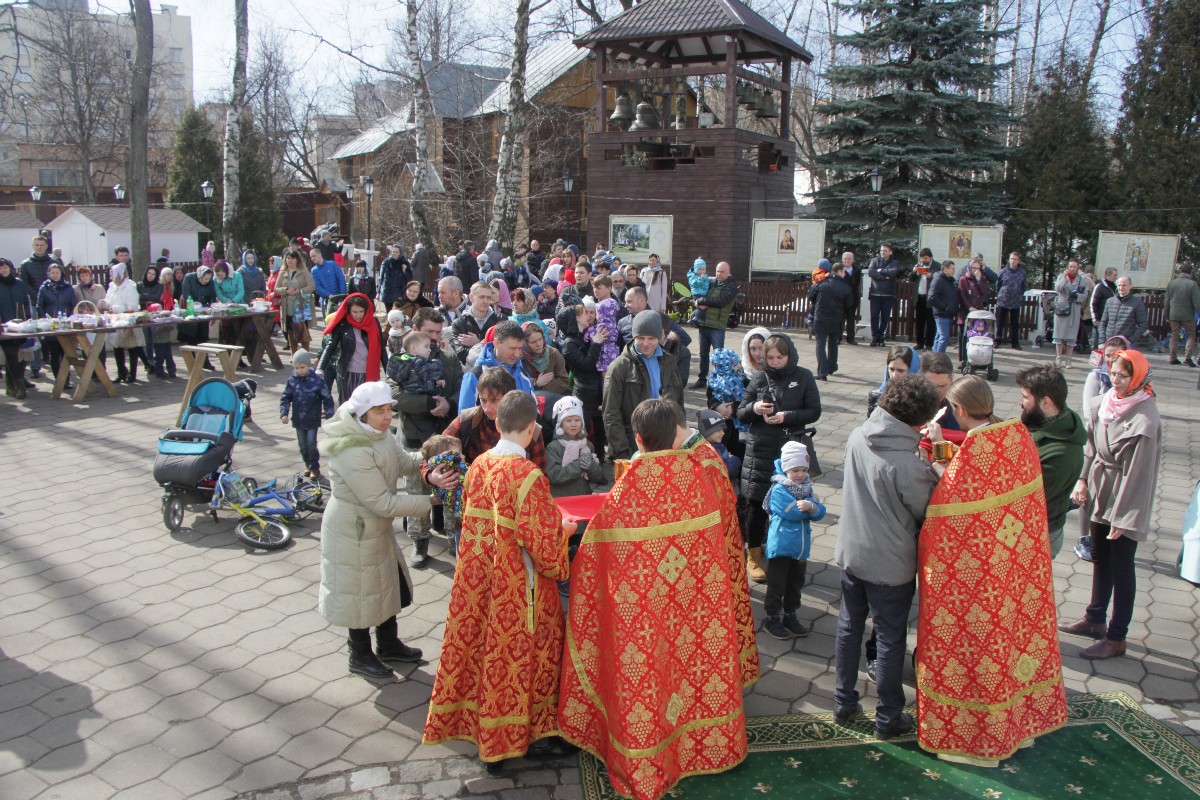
[169, 48, 184, 63]
[38, 169, 83, 187]
[168, 74, 183, 90]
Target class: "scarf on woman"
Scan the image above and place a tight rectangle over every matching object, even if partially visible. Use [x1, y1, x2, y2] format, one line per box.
[1098, 349, 1154, 425]
[324, 292, 383, 380]
[708, 348, 750, 432]
[522, 321, 553, 372]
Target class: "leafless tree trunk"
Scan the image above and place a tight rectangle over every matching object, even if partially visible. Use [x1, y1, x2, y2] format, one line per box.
[128, 0, 153, 278]
[1056, 0, 1080, 70]
[1081, 0, 1113, 93]
[406, 0, 438, 259]
[1024, 0, 1044, 109]
[222, 0, 249, 257]
[487, 0, 533, 250]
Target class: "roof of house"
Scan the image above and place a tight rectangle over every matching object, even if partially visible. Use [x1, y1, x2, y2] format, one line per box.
[334, 61, 511, 160]
[575, 0, 813, 64]
[472, 39, 591, 117]
[0, 210, 43, 229]
[46, 207, 209, 233]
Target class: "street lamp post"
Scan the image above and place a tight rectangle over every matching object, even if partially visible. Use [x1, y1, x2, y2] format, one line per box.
[113, 183, 126, 206]
[363, 176, 374, 264]
[869, 167, 883, 257]
[29, 185, 42, 203]
[562, 169, 575, 244]
[200, 180, 214, 232]
[344, 183, 355, 249]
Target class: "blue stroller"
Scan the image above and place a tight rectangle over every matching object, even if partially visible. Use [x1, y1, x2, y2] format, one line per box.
[155, 377, 256, 531]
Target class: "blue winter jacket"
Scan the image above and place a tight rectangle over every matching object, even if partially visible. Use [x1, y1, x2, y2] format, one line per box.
[995, 266, 1027, 310]
[36, 278, 76, 318]
[311, 261, 347, 301]
[765, 459, 827, 560]
[457, 342, 534, 411]
[279, 372, 335, 430]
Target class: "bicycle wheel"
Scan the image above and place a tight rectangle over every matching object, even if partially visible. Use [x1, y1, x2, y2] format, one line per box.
[296, 480, 327, 514]
[235, 518, 291, 550]
[162, 495, 185, 532]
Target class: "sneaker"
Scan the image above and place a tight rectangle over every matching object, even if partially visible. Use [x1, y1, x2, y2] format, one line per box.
[1186, 358, 1196, 368]
[866, 658, 877, 683]
[764, 615, 790, 640]
[834, 702, 862, 724]
[782, 613, 809, 638]
[876, 712, 915, 740]
[1074, 537, 1094, 563]
[1169, 358, 1182, 365]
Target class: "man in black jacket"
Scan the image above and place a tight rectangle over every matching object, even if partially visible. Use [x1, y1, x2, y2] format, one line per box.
[1090, 267, 1117, 350]
[927, 260, 960, 354]
[312, 230, 343, 263]
[841, 251, 862, 345]
[454, 241, 478, 288]
[808, 262, 855, 380]
[19, 235, 53, 378]
[867, 244, 901, 346]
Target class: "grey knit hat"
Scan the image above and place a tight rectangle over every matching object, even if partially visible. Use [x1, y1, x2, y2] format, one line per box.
[631, 310, 663, 339]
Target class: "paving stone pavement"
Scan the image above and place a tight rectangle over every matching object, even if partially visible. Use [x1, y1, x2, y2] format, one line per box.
[1, 330, 1197, 800]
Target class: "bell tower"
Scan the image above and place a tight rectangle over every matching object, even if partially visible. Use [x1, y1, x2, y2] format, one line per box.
[575, 0, 812, 282]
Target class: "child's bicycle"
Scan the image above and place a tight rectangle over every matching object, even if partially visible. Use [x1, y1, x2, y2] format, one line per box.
[209, 471, 327, 550]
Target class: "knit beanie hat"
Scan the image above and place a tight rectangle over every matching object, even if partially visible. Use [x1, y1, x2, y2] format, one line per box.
[292, 349, 313, 368]
[693, 257, 707, 271]
[817, 258, 832, 271]
[386, 310, 405, 326]
[552, 395, 586, 437]
[781, 441, 809, 471]
[631, 309, 663, 339]
[696, 409, 724, 437]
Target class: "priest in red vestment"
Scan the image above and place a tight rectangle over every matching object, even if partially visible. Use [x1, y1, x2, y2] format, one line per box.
[916, 376, 1067, 765]
[559, 398, 759, 800]
[423, 391, 574, 766]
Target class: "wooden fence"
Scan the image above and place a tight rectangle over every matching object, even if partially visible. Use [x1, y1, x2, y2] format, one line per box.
[735, 277, 1171, 341]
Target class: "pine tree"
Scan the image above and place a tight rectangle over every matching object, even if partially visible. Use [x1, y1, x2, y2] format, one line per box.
[1113, 0, 1200, 260]
[814, 0, 1010, 256]
[167, 108, 223, 247]
[229, 116, 288, 259]
[1005, 61, 1110, 288]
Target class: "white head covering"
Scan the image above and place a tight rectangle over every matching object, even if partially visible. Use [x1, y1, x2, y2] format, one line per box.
[741, 326, 772, 381]
[552, 395, 586, 437]
[780, 441, 809, 471]
[345, 381, 394, 420]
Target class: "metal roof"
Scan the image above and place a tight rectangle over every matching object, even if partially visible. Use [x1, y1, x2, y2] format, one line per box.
[0, 210, 42, 229]
[472, 39, 591, 117]
[332, 114, 416, 160]
[46, 207, 209, 233]
[575, 0, 813, 63]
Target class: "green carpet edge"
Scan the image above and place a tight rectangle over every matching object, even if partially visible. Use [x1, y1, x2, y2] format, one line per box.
[578, 691, 1200, 799]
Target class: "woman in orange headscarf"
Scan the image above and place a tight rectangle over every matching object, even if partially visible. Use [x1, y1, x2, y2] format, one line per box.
[1060, 350, 1162, 659]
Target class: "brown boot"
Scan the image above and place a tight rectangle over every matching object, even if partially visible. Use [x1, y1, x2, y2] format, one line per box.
[1079, 639, 1126, 660]
[746, 547, 767, 584]
[1058, 617, 1105, 639]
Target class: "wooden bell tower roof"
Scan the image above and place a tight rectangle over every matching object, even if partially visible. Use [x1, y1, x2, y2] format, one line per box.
[575, 0, 813, 66]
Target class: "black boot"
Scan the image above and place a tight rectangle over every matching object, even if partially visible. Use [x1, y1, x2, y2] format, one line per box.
[348, 638, 394, 681]
[375, 618, 423, 663]
[115, 349, 129, 383]
[409, 537, 430, 569]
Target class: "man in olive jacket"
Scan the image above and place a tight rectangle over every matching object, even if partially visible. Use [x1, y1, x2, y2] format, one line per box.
[1015, 365, 1086, 557]
[690, 261, 740, 389]
[603, 311, 683, 460]
[1165, 263, 1200, 366]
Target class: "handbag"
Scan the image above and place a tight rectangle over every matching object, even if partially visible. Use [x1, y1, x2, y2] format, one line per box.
[788, 430, 822, 479]
[1054, 298, 1073, 317]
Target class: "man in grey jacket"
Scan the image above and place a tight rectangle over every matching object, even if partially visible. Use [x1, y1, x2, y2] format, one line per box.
[833, 375, 941, 740]
[1097, 276, 1149, 346]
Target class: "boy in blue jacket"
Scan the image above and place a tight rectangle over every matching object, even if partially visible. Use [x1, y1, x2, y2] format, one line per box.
[763, 440, 826, 639]
[279, 350, 336, 480]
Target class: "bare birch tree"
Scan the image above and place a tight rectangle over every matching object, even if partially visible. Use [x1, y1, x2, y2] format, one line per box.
[128, 0, 153, 276]
[487, 0, 534, 250]
[406, 0, 439, 259]
[222, 0, 249, 256]
[1081, 0, 1114, 92]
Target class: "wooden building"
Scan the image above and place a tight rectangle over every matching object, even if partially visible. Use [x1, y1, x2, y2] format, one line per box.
[576, 0, 812, 281]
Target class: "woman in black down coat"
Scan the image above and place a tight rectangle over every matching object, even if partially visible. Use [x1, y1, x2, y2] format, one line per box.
[736, 333, 821, 583]
[557, 302, 608, 457]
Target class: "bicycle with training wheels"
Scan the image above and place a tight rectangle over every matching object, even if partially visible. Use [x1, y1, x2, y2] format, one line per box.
[209, 470, 327, 550]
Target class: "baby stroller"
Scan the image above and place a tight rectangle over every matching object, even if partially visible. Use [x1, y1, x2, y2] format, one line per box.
[154, 377, 257, 531]
[961, 309, 999, 382]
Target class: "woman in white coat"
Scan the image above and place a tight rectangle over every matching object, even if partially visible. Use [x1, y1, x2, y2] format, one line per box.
[104, 263, 147, 383]
[318, 381, 444, 681]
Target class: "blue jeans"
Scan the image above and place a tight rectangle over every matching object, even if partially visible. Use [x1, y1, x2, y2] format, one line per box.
[814, 327, 839, 377]
[697, 326, 725, 381]
[933, 317, 952, 353]
[869, 296, 894, 341]
[296, 428, 319, 471]
[834, 570, 915, 727]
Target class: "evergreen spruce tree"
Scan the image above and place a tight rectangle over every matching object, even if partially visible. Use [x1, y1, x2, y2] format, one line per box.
[229, 116, 288, 258]
[166, 108, 223, 248]
[1005, 61, 1110, 288]
[814, 0, 1010, 256]
[1113, 0, 1200, 260]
